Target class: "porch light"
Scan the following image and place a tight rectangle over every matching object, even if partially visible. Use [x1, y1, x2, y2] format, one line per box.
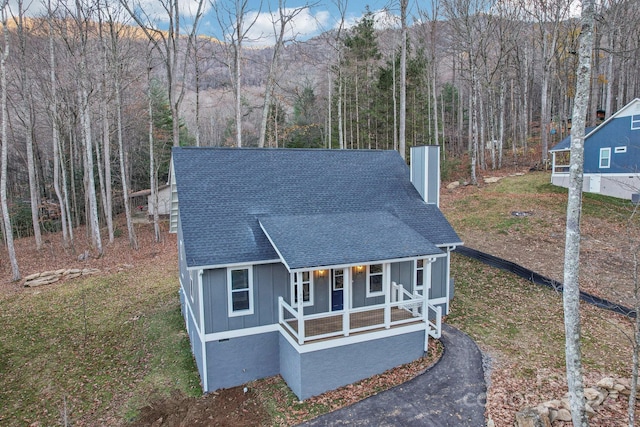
[355, 265, 364, 273]
[318, 270, 326, 276]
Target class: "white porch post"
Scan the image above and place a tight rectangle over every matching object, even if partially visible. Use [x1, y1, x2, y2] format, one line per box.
[423, 259, 433, 352]
[384, 263, 391, 329]
[343, 267, 350, 336]
[295, 272, 305, 345]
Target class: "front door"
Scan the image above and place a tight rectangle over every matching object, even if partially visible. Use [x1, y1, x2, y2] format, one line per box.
[331, 269, 344, 311]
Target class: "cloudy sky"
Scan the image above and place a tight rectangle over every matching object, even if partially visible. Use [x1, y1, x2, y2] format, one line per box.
[120, 0, 403, 46]
[8, 0, 420, 46]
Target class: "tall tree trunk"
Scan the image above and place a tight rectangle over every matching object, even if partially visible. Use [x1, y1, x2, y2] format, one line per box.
[148, 63, 161, 242]
[98, 16, 114, 243]
[16, 0, 42, 250]
[399, 0, 407, 161]
[114, 48, 137, 250]
[1, 1, 20, 280]
[563, 0, 595, 425]
[48, 13, 69, 246]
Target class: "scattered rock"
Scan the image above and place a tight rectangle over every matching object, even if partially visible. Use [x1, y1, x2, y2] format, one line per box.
[446, 181, 460, 190]
[555, 408, 572, 422]
[515, 407, 551, 427]
[597, 377, 615, 389]
[518, 377, 636, 425]
[484, 176, 502, 184]
[23, 267, 100, 288]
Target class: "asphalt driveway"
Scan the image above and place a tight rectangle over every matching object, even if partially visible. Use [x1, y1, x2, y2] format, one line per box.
[298, 324, 486, 426]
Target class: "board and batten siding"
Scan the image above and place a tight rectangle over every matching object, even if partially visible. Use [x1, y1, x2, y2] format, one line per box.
[202, 263, 289, 334]
[429, 256, 447, 299]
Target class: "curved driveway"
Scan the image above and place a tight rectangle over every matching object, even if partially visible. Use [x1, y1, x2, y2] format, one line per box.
[298, 324, 486, 426]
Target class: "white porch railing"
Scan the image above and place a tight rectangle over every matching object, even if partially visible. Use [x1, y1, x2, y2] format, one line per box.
[278, 283, 443, 345]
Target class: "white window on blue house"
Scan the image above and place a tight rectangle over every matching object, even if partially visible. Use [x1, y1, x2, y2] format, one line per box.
[366, 264, 384, 297]
[599, 147, 611, 168]
[292, 271, 313, 307]
[415, 259, 425, 292]
[228, 266, 254, 316]
[631, 114, 640, 130]
[615, 146, 627, 154]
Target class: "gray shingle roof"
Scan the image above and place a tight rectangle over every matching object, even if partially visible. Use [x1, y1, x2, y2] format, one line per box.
[259, 211, 443, 270]
[172, 147, 461, 269]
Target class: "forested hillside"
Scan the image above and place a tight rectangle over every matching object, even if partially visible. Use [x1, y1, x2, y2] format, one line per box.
[1, 0, 639, 280]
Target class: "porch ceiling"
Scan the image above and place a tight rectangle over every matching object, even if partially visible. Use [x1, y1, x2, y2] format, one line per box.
[259, 211, 443, 271]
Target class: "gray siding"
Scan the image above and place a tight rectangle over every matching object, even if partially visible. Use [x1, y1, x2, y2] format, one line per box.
[390, 261, 414, 291]
[183, 288, 205, 391]
[280, 331, 425, 400]
[205, 332, 280, 392]
[429, 256, 447, 299]
[178, 217, 201, 328]
[203, 263, 289, 334]
[351, 267, 384, 308]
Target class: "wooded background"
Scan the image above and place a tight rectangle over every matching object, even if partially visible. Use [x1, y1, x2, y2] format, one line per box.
[1, 0, 639, 279]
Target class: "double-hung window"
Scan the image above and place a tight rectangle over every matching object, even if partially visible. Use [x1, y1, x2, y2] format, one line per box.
[415, 259, 425, 292]
[366, 264, 384, 297]
[228, 266, 253, 316]
[293, 271, 313, 307]
[631, 114, 640, 130]
[599, 147, 611, 169]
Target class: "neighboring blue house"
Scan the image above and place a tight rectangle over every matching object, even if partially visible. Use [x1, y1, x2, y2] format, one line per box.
[550, 98, 640, 199]
[169, 145, 462, 400]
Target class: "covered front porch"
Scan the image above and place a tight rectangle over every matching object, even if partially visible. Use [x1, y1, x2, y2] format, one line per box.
[278, 278, 442, 349]
[259, 210, 446, 353]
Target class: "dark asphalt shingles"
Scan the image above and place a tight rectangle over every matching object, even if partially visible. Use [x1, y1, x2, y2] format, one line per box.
[298, 324, 486, 427]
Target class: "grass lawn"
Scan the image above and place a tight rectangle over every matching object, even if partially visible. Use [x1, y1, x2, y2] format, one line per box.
[0, 261, 200, 426]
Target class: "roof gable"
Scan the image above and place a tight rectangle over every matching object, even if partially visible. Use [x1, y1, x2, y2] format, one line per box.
[172, 148, 460, 269]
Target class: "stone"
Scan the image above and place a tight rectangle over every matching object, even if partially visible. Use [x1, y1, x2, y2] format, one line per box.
[608, 391, 619, 399]
[548, 408, 558, 423]
[24, 272, 42, 281]
[484, 176, 502, 183]
[613, 384, 627, 393]
[487, 419, 495, 427]
[617, 378, 631, 388]
[597, 377, 615, 390]
[584, 387, 606, 407]
[585, 402, 596, 417]
[560, 398, 571, 410]
[542, 399, 562, 409]
[555, 408, 572, 422]
[64, 268, 82, 275]
[446, 181, 460, 190]
[24, 276, 60, 287]
[515, 407, 552, 427]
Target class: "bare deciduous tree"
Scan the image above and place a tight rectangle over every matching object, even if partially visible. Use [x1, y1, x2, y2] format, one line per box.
[1, 0, 20, 281]
[562, 0, 595, 425]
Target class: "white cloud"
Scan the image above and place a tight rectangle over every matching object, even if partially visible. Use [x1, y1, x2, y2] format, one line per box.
[237, 7, 330, 47]
[341, 9, 400, 31]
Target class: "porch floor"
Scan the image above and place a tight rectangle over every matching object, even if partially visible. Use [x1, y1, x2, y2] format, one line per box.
[284, 307, 422, 344]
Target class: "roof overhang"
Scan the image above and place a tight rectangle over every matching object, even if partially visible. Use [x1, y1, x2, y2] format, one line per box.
[259, 211, 444, 273]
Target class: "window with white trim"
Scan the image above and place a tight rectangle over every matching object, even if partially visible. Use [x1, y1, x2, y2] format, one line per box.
[599, 147, 611, 168]
[227, 266, 254, 316]
[366, 264, 384, 297]
[415, 259, 425, 291]
[292, 271, 314, 307]
[333, 269, 344, 290]
[631, 114, 640, 130]
[189, 272, 195, 302]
